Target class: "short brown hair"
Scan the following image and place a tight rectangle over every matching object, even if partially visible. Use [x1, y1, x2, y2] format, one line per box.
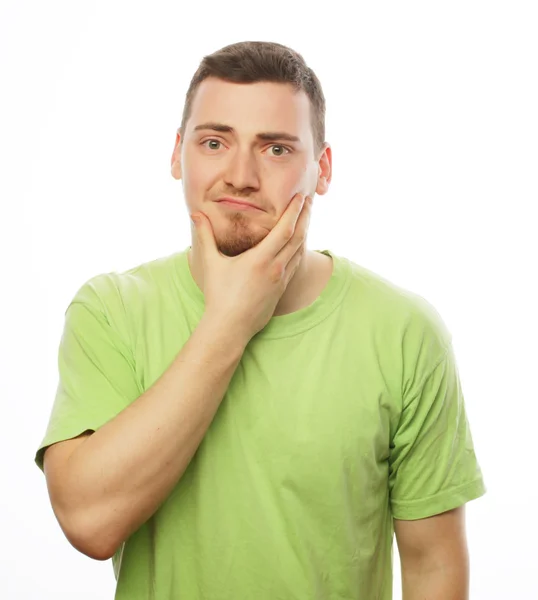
[178, 41, 326, 158]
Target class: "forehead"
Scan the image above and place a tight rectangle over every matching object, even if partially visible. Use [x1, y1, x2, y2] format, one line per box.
[187, 78, 312, 139]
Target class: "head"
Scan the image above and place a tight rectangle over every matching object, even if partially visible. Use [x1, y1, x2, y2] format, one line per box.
[171, 40, 332, 257]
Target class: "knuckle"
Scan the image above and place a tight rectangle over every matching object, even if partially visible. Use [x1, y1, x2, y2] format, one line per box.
[283, 225, 295, 239]
[270, 262, 285, 283]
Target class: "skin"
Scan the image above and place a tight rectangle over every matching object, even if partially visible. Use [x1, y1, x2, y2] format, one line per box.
[170, 77, 333, 316]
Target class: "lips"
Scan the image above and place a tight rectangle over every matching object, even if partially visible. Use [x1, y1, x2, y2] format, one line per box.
[216, 197, 262, 210]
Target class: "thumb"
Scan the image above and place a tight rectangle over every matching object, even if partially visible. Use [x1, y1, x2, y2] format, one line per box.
[190, 212, 217, 253]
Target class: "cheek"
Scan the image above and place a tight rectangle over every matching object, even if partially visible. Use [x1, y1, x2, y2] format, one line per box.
[276, 167, 311, 198]
[181, 156, 210, 194]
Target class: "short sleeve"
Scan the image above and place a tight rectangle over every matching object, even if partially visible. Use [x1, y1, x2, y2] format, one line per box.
[388, 341, 487, 520]
[34, 278, 142, 473]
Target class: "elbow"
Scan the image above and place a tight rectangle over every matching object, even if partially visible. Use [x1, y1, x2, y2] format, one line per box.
[60, 509, 117, 561]
[73, 539, 114, 562]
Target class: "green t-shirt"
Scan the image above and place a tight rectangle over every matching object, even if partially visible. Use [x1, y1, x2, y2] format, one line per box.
[35, 247, 486, 599]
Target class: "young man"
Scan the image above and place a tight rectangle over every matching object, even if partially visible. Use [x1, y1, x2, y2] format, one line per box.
[36, 41, 486, 599]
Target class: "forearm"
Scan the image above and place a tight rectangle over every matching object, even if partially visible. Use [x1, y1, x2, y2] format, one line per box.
[62, 313, 247, 560]
[401, 554, 469, 600]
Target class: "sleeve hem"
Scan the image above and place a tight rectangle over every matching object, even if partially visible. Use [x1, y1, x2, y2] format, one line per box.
[391, 476, 487, 520]
[34, 426, 97, 474]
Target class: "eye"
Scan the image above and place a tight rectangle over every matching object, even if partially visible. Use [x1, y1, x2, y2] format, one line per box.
[269, 145, 291, 157]
[200, 139, 222, 150]
[201, 139, 223, 151]
[200, 139, 291, 157]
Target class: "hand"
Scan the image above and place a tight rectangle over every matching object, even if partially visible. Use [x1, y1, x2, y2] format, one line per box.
[191, 193, 312, 342]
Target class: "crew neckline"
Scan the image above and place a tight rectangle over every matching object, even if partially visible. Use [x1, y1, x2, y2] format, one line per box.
[175, 246, 351, 340]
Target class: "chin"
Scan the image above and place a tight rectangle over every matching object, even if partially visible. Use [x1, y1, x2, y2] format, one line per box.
[215, 230, 267, 257]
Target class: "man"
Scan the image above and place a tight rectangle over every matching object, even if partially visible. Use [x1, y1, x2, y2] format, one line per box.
[35, 41, 486, 599]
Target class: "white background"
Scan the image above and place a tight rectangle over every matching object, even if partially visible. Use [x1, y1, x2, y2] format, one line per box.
[1, 0, 537, 598]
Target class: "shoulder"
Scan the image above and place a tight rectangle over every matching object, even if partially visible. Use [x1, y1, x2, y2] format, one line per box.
[70, 251, 182, 315]
[343, 257, 452, 349]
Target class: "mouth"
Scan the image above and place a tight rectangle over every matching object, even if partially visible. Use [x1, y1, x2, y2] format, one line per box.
[216, 198, 263, 211]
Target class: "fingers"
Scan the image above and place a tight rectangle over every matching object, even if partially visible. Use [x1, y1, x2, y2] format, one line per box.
[282, 238, 307, 286]
[274, 195, 311, 266]
[257, 194, 309, 260]
[190, 211, 218, 254]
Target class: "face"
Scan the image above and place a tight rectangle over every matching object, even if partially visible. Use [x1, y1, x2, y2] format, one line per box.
[171, 77, 332, 257]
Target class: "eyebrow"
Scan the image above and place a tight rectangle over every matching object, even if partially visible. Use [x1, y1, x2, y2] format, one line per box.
[193, 122, 301, 143]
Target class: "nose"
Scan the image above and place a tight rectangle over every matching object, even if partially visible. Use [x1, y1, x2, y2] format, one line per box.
[223, 148, 260, 191]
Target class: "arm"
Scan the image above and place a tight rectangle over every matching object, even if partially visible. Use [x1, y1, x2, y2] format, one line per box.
[45, 313, 248, 561]
[394, 506, 470, 600]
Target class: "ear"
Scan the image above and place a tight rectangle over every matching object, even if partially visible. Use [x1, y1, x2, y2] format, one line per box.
[315, 143, 332, 196]
[171, 129, 182, 180]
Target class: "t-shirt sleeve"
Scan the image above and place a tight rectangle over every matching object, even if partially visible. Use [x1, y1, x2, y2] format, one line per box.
[34, 277, 142, 473]
[388, 306, 487, 520]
